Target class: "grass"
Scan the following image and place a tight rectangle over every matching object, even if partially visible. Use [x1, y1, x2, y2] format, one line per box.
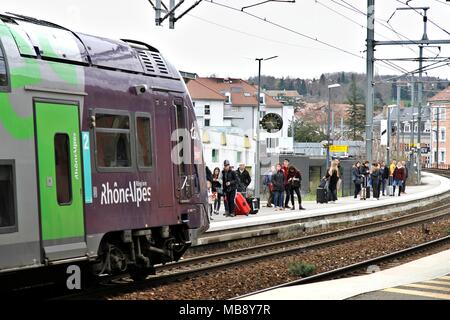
[288, 262, 316, 277]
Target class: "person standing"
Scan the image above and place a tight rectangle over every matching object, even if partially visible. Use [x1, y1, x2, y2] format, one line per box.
[392, 162, 405, 197]
[222, 160, 238, 217]
[325, 160, 340, 203]
[352, 161, 362, 199]
[401, 161, 408, 194]
[371, 163, 381, 200]
[272, 164, 285, 211]
[212, 167, 222, 215]
[287, 166, 305, 210]
[389, 160, 397, 184]
[236, 163, 252, 194]
[380, 161, 389, 196]
[263, 167, 274, 208]
[282, 159, 291, 209]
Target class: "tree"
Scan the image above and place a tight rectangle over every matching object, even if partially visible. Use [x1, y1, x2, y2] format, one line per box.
[289, 119, 327, 143]
[346, 74, 366, 141]
[319, 74, 326, 86]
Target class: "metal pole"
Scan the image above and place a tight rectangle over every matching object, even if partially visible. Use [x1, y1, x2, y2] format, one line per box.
[365, 0, 375, 163]
[411, 114, 415, 166]
[396, 86, 401, 159]
[387, 107, 391, 166]
[436, 106, 440, 168]
[417, 45, 423, 184]
[255, 58, 262, 199]
[327, 87, 331, 168]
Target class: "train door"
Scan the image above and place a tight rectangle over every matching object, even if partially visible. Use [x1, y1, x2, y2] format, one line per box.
[34, 101, 87, 261]
[172, 98, 195, 203]
[155, 97, 175, 208]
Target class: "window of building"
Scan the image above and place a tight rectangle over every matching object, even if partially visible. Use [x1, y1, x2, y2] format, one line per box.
[441, 128, 446, 142]
[404, 123, 411, 133]
[0, 40, 8, 88]
[204, 105, 210, 115]
[225, 93, 231, 104]
[204, 119, 210, 127]
[440, 150, 446, 163]
[212, 149, 219, 163]
[54, 134, 72, 205]
[95, 113, 132, 169]
[236, 151, 242, 163]
[266, 138, 279, 149]
[434, 108, 446, 121]
[0, 163, 16, 231]
[136, 116, 152, 169]
[259, 93, 265, 105]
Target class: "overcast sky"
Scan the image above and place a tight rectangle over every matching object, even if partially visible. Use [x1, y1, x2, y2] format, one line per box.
[2, 0, 450, 80]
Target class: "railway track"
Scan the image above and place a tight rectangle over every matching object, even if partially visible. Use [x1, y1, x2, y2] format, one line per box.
[235, 235, 450, 300]
[59, 192, 450, 300]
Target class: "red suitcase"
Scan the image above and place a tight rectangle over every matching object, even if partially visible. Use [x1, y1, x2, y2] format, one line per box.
[234, 192, 251, 216]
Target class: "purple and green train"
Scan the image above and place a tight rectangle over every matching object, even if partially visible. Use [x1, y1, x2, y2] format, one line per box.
[0, 12, 209, 287]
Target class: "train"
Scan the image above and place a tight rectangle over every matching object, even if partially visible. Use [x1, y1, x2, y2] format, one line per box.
[0, 12, 209, 288]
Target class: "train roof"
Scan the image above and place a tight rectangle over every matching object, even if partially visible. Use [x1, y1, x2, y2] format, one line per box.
[0, 12, 180, 79]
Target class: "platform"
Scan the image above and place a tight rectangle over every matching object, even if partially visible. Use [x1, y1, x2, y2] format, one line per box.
[241, 249, 450, 300]
[208, 172, 450, 232]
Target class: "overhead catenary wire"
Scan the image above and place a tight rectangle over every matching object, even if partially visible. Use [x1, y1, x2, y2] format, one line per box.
[395, 0, 450, 36]
[204, 0, 365, 59]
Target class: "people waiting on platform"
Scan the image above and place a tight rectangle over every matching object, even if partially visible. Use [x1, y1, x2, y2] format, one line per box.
[402, 160, 408, 194]
[212, 167, 222, 215]
[263, 166, 275, 208]
[236, 163, 252, 193]
[272, 164, 285, 211]
[352, 161, 363, 199]
[380, 161, 389, 196]
[222, 160, 238, 217]
[325, 160, 340, 203]
[393, 162, 406, 197]
[287, 166, 305, 210]
[371, 163, 381, 200]
[282, 159, 291, 209]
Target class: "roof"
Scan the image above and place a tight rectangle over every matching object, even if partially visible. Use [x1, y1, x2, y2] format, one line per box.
[186, 79, 226, 101]
[189, 77, 283, 108]
[429, 86, 450, 103]
[265, 90, 302, 98]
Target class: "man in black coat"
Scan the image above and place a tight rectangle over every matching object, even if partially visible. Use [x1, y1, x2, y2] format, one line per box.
[222, 160, 238, 217]
[236, 163, 252, 193]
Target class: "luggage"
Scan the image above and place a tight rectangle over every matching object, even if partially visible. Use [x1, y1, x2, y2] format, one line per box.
[234, 192, 251, 216]
[246, 197, 260, 215]
[360, 186, 367, 200]
[316, 187, 328, 204]
[387, 185, 394, 196]
[365, 186, 371, 199]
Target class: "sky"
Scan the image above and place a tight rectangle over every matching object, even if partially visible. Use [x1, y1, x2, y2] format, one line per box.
[1, 0, 450, 80]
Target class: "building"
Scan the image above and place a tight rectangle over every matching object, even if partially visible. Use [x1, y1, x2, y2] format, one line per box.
[429, 86, 450, 166]
[187, 77, 294, 171]
[265, 89, 303, 104]
[373, 106, 432, 164]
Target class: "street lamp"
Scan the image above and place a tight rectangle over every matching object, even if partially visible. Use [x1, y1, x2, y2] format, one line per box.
[326, 84, 341, 168]
[255, 55, 278, 200]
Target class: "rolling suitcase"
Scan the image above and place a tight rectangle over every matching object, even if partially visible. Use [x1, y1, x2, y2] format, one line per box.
[234, 192, 251, 216]
[387, 185, 394, 196]
[316, 187, 328, 204]
[246, 197, 260, 215]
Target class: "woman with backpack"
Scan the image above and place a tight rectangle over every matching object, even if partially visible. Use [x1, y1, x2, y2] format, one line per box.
[287, 166, 305, 210]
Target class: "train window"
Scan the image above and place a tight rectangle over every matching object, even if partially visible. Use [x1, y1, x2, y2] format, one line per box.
[136, 116, 152, 169]
[95, 113, 132, 169]
[0, 164, 16, 231]
[0, 41, 8, 88]
[54, 134, 72, 205]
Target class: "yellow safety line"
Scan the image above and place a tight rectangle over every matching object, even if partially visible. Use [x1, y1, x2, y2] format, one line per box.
[403, 283, 450, 292]
[423, 280, 450, 286]
[383, 288, 450, 300]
